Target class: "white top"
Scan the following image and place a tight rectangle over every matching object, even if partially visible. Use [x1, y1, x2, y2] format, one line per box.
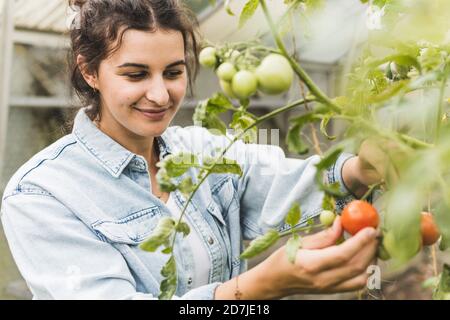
[165, 193, 211, 287]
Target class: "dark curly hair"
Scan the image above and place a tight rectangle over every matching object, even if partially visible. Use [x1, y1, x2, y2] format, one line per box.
[66, 0, 200, 126]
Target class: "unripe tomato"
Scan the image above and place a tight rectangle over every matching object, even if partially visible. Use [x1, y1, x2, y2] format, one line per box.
[341, 200, 379, 235]
[231, 70, 258, 99]
[319, 210, 336, 227]
[216, 62, 237, 82]
[219, 80, 237, 99]
[378, 237, 391, 261]
[199, 47, 217, 68]
[255, 54, 294, 95]
[421, 212, 440, 246]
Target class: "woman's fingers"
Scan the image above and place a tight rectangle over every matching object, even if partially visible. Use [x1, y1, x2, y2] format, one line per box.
[301, 216, 343, 250]
[304, 227, 378, 272]
[306, 235, 378, 291]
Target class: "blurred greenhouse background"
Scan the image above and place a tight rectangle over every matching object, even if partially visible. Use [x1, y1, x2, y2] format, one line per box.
[0, 0, 447, 300]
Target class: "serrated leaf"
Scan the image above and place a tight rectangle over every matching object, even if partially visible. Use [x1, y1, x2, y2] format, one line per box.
[285, 202, 301, 228]
[156, 168, 178, 193]
[204, 156, 243, 176]
[286, 234, 302, 264]
[239, 0, 259, 29]
[159, 256, 177, 300]
[140, 217, 176, 252]
[178, 177, 196, 196]
[287, 113, 319, 154]
[240, 229, 280, 259]
[176, 221, 191, 237]
[158, 153, 198, 178]
[230, 112, 258, 143]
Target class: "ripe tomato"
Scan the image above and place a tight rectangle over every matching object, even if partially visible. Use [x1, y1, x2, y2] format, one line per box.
[255, 54, 294, 95]
[231, 70, 258, 99]
[319, 210, 336, 227]
[421, 211, 440, 246]
[216, 62, 237, 82]
[341, 200, 379, 235]
[199, 47, 217, 68]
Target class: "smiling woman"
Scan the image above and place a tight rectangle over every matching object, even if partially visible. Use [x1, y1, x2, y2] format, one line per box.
[0, 0, 380, 301]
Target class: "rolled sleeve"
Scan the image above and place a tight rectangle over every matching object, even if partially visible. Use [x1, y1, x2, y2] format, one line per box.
[325, 152, 359, 212]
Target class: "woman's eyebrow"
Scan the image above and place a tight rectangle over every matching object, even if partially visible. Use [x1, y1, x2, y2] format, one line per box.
[116, 60, 186, 69]
[117, 63, 149, 69]
[166, 60, 186, 68]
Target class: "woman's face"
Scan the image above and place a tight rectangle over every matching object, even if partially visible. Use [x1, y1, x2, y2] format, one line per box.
[93, 28, 188, 139]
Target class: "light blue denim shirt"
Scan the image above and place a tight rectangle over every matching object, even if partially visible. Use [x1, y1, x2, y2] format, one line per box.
[1, 107, 355, 300]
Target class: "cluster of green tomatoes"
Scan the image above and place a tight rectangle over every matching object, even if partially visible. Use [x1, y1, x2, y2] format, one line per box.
[199, 46, 295, 99]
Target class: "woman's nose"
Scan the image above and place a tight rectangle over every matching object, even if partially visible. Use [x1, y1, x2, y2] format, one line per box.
[145, 76, 170, 107]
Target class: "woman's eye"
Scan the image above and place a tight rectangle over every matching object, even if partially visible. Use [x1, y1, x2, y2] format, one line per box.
[165, 70, 184, 79]
[126, 72, 147, 80]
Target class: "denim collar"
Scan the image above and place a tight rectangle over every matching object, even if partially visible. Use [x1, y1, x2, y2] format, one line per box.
[72, 107, 172, 178]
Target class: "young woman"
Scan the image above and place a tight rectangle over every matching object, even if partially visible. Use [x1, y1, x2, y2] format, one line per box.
[1, 0, 380, 300]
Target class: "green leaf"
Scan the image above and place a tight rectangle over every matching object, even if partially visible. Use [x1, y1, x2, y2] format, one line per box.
[159, 256, 177, 300]
[193, 93, 234, 135]
[161, 247, 172, 255]
[434, 201, 450, 251]
[286, 113, 318, 155]
[286, 234, 302, 264]
[158, 153, 198, 178]
[314, 145, 346, 197]
[178, 177, 196, 196]
[322, 193, 335, 211]
[156, 168, 178, 193]
[320, 114, 336, 140]
[230, 111, 257, 143]
[433, 264, 450, 300]
[176, 221, 191, 238]
[384, 185, 423, 263]
[240, 229, 280, 259]
[204, 156, 243, 176]
[140, 217, 176, 252]
[239, 0, 259, 29]
[285, 202, 301, 228]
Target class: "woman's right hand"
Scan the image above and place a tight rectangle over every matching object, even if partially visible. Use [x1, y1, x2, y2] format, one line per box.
[262, 216, 379, 298]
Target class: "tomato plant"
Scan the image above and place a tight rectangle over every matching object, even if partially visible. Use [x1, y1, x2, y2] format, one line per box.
[137, 0, 450, 299]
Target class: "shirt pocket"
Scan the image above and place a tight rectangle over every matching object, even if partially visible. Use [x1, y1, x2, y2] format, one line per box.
[91, 206, 163, 245]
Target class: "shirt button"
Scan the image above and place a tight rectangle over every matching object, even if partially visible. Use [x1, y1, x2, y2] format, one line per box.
[207, 236, 214, 245]
[187, 277, 193, 285]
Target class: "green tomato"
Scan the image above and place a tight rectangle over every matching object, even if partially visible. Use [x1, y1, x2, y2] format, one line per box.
[199, 47, 217, 68]
[220, 80, 237, 99]
[216, 62, 237, 82]
[231, 70, 258, 100]
[255, 54, 294, 95]
[319, 210, 336, 227]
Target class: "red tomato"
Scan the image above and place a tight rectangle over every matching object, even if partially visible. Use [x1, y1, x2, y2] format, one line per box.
[341, 200, 379, 235]
[421, 212, 440, 246]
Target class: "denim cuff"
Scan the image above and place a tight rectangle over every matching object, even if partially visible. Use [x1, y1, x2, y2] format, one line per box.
[326, 152, 358, 213]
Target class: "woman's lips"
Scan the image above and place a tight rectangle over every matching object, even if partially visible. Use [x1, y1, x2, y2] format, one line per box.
[133, 107, 169, 120]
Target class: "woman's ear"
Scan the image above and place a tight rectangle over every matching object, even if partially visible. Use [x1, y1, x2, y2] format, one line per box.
[76, 54, 98, 90]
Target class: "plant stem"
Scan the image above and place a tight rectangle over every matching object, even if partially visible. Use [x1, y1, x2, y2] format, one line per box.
[259, 0, 341, 113]
[169, 97, 315, 249]
[361, 182, 384, 201]
[279, 222, 326, 238]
